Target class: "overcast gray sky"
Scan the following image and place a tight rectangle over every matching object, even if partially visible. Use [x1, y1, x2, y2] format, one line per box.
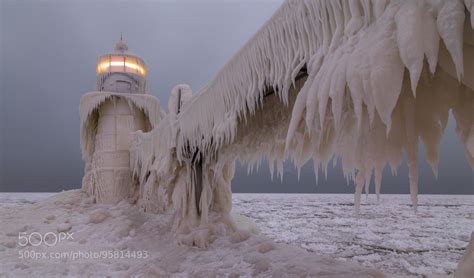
[0, 0, 472, 194]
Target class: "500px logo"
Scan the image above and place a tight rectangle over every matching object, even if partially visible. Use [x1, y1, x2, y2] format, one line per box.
[18, 232, 74, 247]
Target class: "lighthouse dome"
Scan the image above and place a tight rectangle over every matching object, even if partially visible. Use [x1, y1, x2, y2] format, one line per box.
[114, 37, 129, 52]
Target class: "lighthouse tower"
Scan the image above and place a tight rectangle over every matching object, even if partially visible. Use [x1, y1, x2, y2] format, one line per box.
[80, 37, 161, 204]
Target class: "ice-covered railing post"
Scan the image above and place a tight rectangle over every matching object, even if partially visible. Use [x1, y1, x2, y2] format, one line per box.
[79, 37, 161, 204]
[169, 85, 205, 218]
[169, 85, 238, 245]
[175, 86, 204, 216]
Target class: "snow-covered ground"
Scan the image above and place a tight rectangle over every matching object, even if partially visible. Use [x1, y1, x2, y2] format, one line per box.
[0, 191, 382, 277]
[233, 194, 474, 276]
[0, 192, 471, 277]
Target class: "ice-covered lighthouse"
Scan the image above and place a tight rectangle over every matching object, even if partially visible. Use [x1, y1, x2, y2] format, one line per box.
[79, 36, 161, 203]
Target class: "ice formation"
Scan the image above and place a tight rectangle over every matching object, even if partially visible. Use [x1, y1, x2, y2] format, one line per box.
[165, 0, 473, 213]
[81, 0, 473, 251]
[80, 92, 161, 203]
[455, 232, 474, 278]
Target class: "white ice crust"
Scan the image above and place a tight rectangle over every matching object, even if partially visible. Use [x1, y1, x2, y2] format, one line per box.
[80, 92, 162, 203]
[80, 91, 162, 161]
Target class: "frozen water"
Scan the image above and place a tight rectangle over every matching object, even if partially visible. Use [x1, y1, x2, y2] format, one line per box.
[233, 193, 474, 276]
[0, 193, 56, 208]
[0, 193, 471, 276]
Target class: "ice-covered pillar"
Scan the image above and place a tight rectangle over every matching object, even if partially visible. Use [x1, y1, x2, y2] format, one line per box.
[80, 37, 161, 203]
[169, 84, 205, 213]
[170, 85, 204, 214]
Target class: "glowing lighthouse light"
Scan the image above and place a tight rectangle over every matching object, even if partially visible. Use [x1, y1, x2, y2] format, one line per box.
[96, 35, 148, 94]
[97, 55, 147, 76]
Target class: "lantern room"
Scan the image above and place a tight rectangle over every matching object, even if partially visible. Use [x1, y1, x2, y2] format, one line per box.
[96, 36, 148, 95]
[97, 55, 147, 76]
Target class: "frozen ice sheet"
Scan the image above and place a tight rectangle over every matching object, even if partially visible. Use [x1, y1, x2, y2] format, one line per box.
[233, 193, 474, 276]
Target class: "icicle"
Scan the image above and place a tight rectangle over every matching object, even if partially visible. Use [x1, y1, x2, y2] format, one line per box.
[422, 7, 440, 75]
[364, 178, 369, 201]
[437, 0, 465, 82]
[395, 1, 424, 95]
[313, 161, 320, 185]
[374, 162, 383, 202]
[354, 173, 365, 215]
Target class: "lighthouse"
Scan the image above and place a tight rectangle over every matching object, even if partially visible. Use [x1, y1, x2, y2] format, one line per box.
[79, 37, 161, 203]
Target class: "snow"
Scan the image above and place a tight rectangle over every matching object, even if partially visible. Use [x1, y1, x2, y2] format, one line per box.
[0, 191, 384, 277]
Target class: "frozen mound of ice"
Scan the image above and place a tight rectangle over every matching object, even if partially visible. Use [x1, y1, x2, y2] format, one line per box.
[455, 232, 474, 278]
